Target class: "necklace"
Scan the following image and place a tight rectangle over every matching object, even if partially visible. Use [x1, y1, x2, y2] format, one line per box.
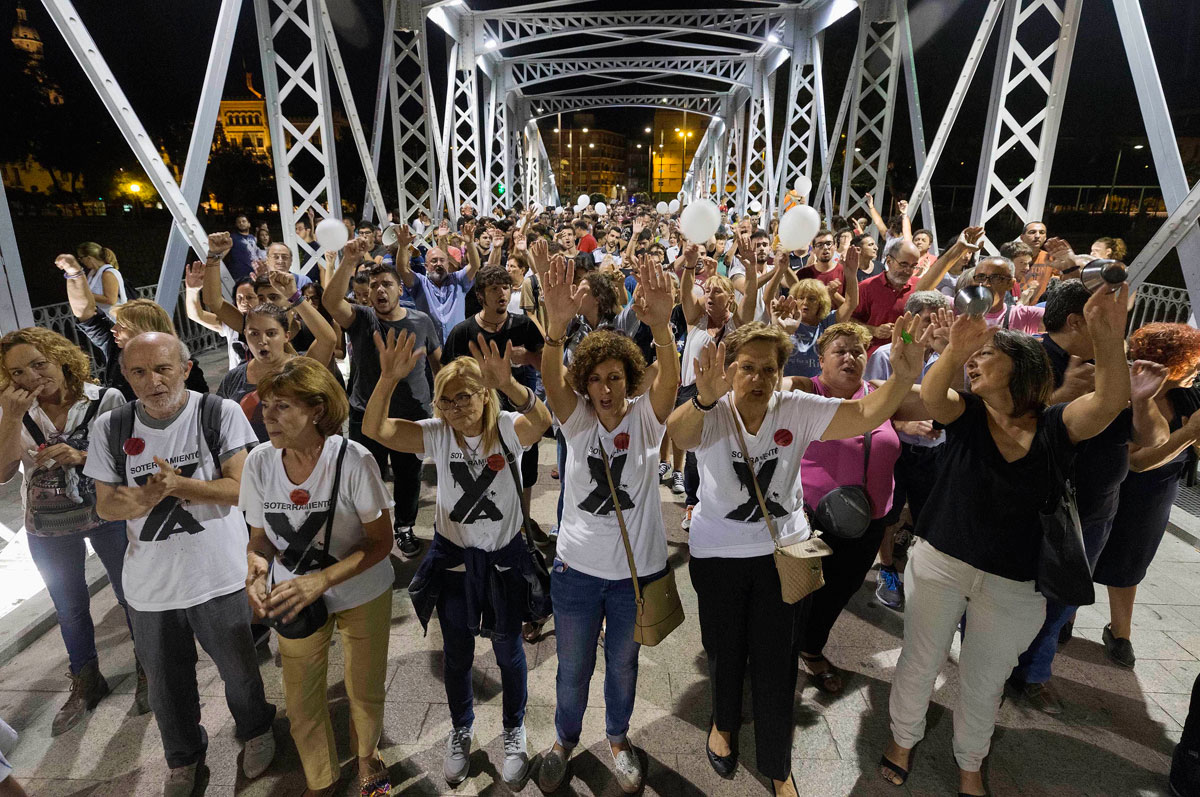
[476, 312, 506, 333]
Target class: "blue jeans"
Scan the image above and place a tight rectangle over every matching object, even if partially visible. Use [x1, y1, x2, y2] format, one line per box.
[436, 571, 527, 730]
[551, 558, 664, 747]
[26, 521, 130, 674]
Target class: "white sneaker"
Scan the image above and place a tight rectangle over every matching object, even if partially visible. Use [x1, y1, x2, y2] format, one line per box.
[501, 724, 530, 785]
[610, 744, 643, 794]
[671, 471, 685, 495]
[242, 728, 275, 778]
[443, 725, 473, 785]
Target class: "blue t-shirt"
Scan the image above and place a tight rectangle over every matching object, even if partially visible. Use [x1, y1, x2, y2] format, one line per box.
[783, 311, 838, 378]
[227, 232, 259, 281]
[409, 270, 473, 343]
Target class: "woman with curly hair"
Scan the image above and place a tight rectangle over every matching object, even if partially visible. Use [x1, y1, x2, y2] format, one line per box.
[1094, 322, 1200, 668]
[534, 251, 679, 795]
[668, 319, 926, 796]
[1089, 236, 1127, 262]
[0, 327, 138, 735]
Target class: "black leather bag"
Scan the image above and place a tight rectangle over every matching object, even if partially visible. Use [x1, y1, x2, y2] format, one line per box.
[498, 437, 553, 622]
[810, 432, 874, 539]
[1036, 436, 1095, 607]
[268, 439, 348, 639]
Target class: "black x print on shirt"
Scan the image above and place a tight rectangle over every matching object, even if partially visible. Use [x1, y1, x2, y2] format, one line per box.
[726, 458, 788, 522]
[267, 511, 337, 573]
[134, 462, 204, 541]
[449, 460, 503, 524]
[578, 453, 634, 515]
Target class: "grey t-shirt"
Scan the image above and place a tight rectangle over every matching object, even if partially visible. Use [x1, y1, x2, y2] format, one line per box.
[345, 304, 441, 420]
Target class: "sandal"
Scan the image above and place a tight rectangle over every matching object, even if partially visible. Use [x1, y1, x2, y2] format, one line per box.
[800, 653, 844, 694]
[522, 620, 544, 643]
[358, 757, 390, 797]
[878, 753, 910, 786]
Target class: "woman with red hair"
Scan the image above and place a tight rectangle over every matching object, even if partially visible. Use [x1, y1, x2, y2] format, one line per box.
[1094, 322, 1200, 668]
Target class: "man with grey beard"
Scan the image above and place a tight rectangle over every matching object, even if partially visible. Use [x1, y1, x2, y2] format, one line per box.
[84, 332, 276, 797]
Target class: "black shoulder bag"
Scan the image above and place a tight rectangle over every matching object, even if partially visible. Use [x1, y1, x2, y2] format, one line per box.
[810, 431, 874, 539]
[1036, 430, 1095, 606]
[497, 435, 553, 622]
[267, 438, 349, 639]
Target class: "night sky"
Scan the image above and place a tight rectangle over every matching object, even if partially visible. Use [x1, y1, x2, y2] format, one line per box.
[10, 0, 1199, 198]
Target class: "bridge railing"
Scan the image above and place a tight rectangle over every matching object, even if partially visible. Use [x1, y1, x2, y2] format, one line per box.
[31, 285, 224, 375]
[1129, 283, 1191, 332]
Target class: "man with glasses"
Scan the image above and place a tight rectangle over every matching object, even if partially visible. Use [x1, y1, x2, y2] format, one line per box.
[974, 256, 1045, 333]
[797, 229, 844, 293]
[852, 239, 925, 354]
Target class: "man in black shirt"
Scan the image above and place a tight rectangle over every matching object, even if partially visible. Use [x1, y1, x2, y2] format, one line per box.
[444, 265, 544, 521]
[324, 237, 443, 557]
[1008, 281, 1169, 712]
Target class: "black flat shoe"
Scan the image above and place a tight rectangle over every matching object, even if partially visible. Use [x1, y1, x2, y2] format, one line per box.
[879, 753, 910, 786]
[706, 718, 737, 778]
[1103, 624, 1136, 668]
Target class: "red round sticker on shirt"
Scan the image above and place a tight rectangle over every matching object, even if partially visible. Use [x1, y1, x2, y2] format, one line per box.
[290, 489, 310, 506]
[487, 454, 506, 472]
[773, 429, 793, 447]
[123, 438, 145, 456]
[613, 433, 630, 451]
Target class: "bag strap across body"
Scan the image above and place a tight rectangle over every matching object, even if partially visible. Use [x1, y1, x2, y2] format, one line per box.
[271, 438, 348, 586]
[597, 435, 644, 606]
[22, 387, 112, 451]
[497, 433, 539, 553]
[727, 398, 783, 546]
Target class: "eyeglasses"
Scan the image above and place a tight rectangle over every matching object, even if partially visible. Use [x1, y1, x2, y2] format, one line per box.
[812, 240, 835, 248]
[887, 255, 918, 270]
[974, 273, 1013, 285]
[436, 391, 480, 411]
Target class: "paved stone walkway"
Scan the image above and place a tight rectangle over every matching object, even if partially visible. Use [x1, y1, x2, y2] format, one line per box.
[0, 357, 1190, 794]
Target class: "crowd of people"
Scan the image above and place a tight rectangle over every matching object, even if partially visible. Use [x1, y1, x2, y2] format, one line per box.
[2, 194, 1199, 797]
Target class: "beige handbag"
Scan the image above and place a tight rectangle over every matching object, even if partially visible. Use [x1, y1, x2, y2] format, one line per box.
[728, 402, 832, 604]
[598, 437, 685, 646]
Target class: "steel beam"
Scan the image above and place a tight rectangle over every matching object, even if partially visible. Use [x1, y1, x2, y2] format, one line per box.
[895, 0, 936, 246]
[722, 99, 745, 209]
[814, 30, 860, 220]
[0, 178, 33, 332]
[838, 0, 901, 229]
[41, 0, 209, 259]
[158, 0, 242, 316]
[389, 4, 438, 222]
[446, 36, 483, 215]
[741, 63, 775, 216]
[1126, 179, 1200, 288]
[775, 16, 819, 210]
[970, 0, 1082, 252]
[479, 10, 786, 52]
[529, 94, 722, 119]
[362, 0, 398, 224]
[254, 0, 342, 275]
[510, 57, 750, 90]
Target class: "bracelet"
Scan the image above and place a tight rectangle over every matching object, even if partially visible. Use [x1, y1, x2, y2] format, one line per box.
[62, 271, 85, 280]
[514, 385, 537, 414]
[544, 332, 569, 347]
[288, 290, 304, 307]
[653, 340, 675, 349]
[691, 394, 719, 412]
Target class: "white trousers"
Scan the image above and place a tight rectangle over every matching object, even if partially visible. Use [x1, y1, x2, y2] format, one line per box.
[888, 538, 1046, 771]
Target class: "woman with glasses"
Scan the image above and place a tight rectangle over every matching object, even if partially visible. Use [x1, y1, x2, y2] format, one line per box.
[363, 329, 551, 789]
[972, 256, 1045, 333]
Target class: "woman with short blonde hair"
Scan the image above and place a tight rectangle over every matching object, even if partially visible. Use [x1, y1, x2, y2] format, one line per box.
[241, 356, 393, 797]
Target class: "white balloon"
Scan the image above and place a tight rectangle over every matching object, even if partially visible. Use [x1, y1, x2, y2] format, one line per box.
[678, 199, 720, 244]
[655, 201, 669, 214]
[794, 175, 812, 196]
[595, 202, 607, 216]
[555, 206, 564, 215]
[577, 194, 590, 207]
[778, 205, 822, 251]
[668, 199, 680, 213]
[748, 199, 762, 214]
[574, 204, 585, 213]
[315, 217, 350, 252]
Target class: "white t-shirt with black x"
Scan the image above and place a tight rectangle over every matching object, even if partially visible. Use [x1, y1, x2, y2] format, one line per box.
[239, 435, 394, 613]
[85, 392, 259, 612]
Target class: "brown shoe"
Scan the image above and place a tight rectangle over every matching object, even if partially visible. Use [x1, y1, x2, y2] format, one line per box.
[51, 659, 110, 736]
[130, 655, 151, 716]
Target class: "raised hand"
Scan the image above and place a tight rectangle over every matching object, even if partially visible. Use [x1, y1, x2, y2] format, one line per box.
[897, 199, 909, 215]
[632, 217, 645, 237]
[946, 311, 995, 359]
[373, 329, 426, 381]
[515, 235, 528, 252]
[1130, 359, 1169, 404]
[1082, 282, 1130, 341]
[462, 219, 476, 241]
[959, 226, 985, 248]
[54, 254, 84, 275]
[635, 256, 674, 328]
[184, 261, 206, 290]
[1044, 237, 1083, 271]
[267, 269, 298, 301]
[735, 232, 754, 265]
[543, 252, 582, 338]
[889, 312, 929, 381]
[392, 224, 413, 251]
[340, 235, 370, 265]
[684, 242, 700, 271]
[468, 333, 516, 390]
[918, 307, 953, 354]
[208, 231, 233, 256]
[694, 340, 732, 406]
[528, 238, 550, 278]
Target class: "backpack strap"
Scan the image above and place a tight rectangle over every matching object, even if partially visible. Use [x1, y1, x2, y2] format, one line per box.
[21, 415, 45, 448]
[108, 401, 138, 484]
[198, 392, 225, 478]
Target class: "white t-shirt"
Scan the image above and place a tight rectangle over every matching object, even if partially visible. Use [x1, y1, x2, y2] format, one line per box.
[417, 412, 530, 552]
[239, 435, 393, 613]
[2, 383, 125, 534]
[557, 394, 668, 580]
[688, 391, 841, 559]
[680, 317, 737, 387]
[84, 391, 259, 612]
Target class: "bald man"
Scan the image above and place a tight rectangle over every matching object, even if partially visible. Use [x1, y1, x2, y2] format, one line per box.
[85, 332, 276, 796]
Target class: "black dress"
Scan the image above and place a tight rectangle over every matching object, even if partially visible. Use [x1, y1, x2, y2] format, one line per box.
[1093, 386, 1200, 588]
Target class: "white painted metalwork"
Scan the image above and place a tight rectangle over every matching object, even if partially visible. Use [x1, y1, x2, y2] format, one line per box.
[530, 95, 722, 119]
[362, 0, 398, 224]
[41, 0, 210, 260]
[445, 36, 483, 215]
[969, 0, 1082, 252]
[0, 179, 33, 332]
[813, 31, 860, 221]
[894, 0, 935, 245]
[254, 0, 342, 275]
[721, 99, 745, 208]
[158, 0, 242, 316]
[741, 64, 775, 216]
[388, 4, 439, 222]
[510, 57, 750, 91]
[838, 0, 901, 227]
[775, 23, 818, 211]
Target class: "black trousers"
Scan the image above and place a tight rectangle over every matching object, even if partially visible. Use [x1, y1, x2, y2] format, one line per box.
[349, 414, 421, 528]
[884, 442, 943, 526]
[690, 554, 808, 782]
[802, 518, 887, 655]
